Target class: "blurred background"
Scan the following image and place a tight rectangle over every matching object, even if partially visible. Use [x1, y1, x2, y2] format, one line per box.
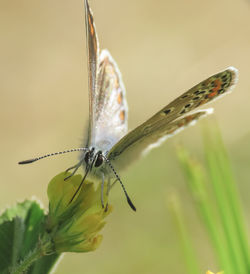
[1, 0, 249, 273]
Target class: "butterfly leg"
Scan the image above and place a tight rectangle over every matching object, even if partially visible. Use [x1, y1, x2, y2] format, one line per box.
[107, 178, 118, 196]
[64, 159, 84, 181]
[101, 173, 105, 209]
[106, 177, 111, 195]
[65, 162, 80, 173]
[104, 178, 118, 212]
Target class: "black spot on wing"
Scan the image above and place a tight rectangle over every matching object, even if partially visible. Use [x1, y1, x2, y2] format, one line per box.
[163, 107, 174, 116]
[164, 109, 171, 115]
[194, 90, 206, 95]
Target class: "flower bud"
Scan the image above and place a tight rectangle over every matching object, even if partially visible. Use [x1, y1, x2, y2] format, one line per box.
[46, 172, 112, 253]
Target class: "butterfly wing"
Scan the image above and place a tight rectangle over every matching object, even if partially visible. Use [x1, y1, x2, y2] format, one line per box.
[107, 67, 238, 171]
[84, 0, 99, 146]
[92, 49, 128, 151]
[108, 109, 212, 170]
[84, 0, 128, 150]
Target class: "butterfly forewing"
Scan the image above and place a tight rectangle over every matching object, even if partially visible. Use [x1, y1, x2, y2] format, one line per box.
[91, 50, 128, 151]
[146, 67, 237, 126]
[108, 67, 238, 171]
[84, 0, 99, 146]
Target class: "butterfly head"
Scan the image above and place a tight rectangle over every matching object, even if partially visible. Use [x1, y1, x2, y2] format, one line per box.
[84, 148, 105, 170]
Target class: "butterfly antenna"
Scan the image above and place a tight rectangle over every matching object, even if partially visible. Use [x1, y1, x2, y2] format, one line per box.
[18, 148, 87, 165]
[103, 156, 136, 211]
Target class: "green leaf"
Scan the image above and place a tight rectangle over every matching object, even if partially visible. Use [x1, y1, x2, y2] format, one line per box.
[0, 200, 35, 224]
[0, 199, 60, 274]
[0, 218, 21, 272]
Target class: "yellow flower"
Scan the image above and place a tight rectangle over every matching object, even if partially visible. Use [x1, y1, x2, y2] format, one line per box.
[45, 172, 112, 253]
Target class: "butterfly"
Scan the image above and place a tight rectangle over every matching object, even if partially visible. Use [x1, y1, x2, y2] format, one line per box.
[19, 0, 238, 211]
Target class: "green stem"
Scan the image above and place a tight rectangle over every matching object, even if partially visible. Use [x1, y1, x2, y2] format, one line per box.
[168, 194, 201, 274]
[177, 146, 232, 272]
[11, 246, 43, 274]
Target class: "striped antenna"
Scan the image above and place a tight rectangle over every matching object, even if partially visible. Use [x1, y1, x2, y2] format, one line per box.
[103, 155, 136, 211]
[18, 148, 87, 165]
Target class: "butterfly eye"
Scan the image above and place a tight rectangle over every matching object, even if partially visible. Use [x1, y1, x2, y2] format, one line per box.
[84, 151, 91, 164]
[95, 154, 103, 167]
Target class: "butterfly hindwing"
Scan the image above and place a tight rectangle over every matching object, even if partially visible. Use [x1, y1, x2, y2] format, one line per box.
[108, 67, 238, 171]
[92, 50, 128, 151]
[107, 109, 212, 171]
[84, 1, 128, 151]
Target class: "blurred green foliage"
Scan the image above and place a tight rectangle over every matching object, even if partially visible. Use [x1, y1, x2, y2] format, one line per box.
[169, 125, 250, 274]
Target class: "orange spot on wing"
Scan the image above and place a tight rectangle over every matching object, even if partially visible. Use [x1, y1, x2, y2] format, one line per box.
[208, 91, 217, 98]
[88, 15, 95, 36]
[119, 110, 125, 122]
[117, 93, 123, 104]
[212, 79, 222, 92]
